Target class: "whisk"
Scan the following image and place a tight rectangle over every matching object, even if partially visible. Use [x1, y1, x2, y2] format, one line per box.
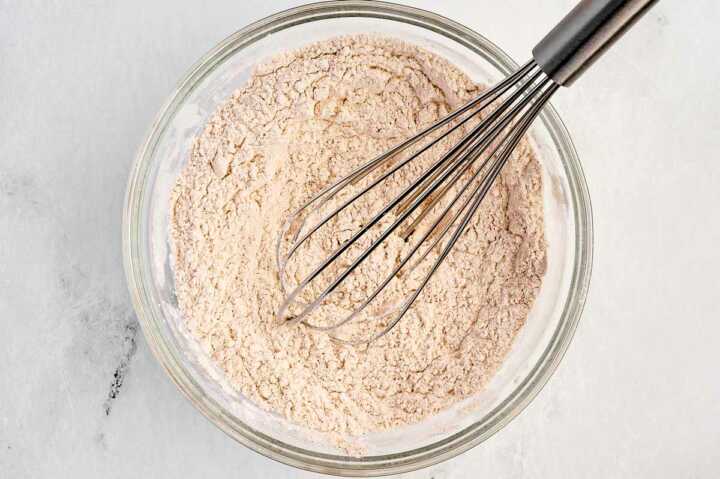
[276, 0, 657, 343]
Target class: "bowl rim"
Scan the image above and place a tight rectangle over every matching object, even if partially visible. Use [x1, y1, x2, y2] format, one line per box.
[123, 1, 594, 476]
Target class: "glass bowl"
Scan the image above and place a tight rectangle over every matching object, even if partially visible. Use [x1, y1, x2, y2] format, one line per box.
[123, 1, 593, 476]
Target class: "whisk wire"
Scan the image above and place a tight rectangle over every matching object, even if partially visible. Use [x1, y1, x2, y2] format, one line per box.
[276, 60, 558, 341]
[278, 73, 540, 324]
[302, 78, 552, 335]
[319, 79, 557, 342]
[360, 82, 560, 343]
[278, 61, 539, 268]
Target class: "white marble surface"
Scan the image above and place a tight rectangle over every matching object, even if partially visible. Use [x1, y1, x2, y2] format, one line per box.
[2, 1, 719, 477]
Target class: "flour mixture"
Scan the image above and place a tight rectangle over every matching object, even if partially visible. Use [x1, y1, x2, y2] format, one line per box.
[171, 36, 546, 438]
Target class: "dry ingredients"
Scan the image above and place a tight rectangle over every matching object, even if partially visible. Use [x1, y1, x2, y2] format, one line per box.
[171, 36, 546, 438]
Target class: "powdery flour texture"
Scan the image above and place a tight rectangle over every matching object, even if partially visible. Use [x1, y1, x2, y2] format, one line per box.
[171, 36, 547, 437]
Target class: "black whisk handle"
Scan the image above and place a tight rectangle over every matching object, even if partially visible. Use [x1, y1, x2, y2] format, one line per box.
[532, 0, 658, 86]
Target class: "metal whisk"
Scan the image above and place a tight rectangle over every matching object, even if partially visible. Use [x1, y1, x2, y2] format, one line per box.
[276, 0, 657, 343]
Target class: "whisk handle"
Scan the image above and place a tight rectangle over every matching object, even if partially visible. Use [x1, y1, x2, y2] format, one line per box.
[532, 0, 658, 86]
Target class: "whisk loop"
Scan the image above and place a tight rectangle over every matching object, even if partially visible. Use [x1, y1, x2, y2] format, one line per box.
[274, 58, 560, 343]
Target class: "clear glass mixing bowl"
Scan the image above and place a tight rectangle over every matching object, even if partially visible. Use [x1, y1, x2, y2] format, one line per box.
[123, 1, 593, 475]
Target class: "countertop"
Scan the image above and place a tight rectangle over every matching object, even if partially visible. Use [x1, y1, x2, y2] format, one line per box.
[2, 1, 719, 477]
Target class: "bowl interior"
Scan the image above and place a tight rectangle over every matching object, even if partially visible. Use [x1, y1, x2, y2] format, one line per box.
[126, 2, 590, 475]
